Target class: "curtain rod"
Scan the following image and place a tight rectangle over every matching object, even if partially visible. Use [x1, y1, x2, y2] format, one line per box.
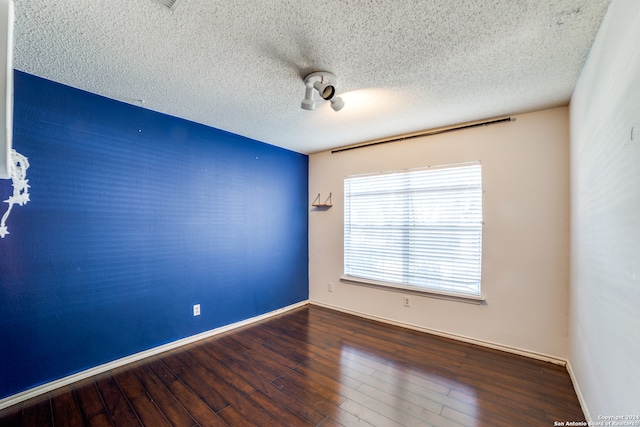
[331, 116, 515, 154]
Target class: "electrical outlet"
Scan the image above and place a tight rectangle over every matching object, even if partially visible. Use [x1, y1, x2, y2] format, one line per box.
[193, 304, 201, 316]
[403, 296, 410, 307]
[328, 282, 334, 292]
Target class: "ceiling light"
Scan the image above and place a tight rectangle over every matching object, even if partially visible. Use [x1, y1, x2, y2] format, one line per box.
[301, 71, 344, 112]
[301, 85, 316, 110]
[314, 80, 335, 100]
[330, 96, 344, 111]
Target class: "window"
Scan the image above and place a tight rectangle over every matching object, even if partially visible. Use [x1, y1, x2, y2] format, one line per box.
[344, 161, 483, 298]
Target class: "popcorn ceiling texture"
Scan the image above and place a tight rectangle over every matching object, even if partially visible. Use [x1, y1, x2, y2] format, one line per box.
[13, 0, 610, 153]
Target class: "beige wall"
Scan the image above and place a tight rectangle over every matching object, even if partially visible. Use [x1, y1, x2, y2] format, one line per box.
[569, 0, 640, 418]
[309, 107, 570, 359]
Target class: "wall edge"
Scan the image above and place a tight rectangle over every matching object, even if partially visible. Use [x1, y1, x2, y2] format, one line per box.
[310, 300, 567, 366]
[566, 360, 592, 422]
[0, 300, 310, 411]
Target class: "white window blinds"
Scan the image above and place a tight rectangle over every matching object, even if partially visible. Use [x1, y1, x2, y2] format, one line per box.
[344, 162, 483, 297]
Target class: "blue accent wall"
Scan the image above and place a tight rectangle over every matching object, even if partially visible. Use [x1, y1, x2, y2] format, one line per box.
[0, 71, 309, 399]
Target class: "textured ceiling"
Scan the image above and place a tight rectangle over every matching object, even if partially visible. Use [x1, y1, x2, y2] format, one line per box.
[14, 0, 610, 154]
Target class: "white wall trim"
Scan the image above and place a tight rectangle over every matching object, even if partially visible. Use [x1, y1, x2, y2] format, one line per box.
[311, 300, 567, 366]
[0, 300, 309, 412]
[339, 276, 485, 304]
[566, 360, 591, 422]
[1, 299, 575, 413]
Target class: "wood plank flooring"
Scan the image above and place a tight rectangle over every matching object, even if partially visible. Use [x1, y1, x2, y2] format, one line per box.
[0, 305, 585, 426]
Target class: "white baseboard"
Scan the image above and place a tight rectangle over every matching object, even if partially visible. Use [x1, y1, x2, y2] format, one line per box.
[566, 360, 591, 422]
[1, 299, 576, 413]
[310, 300, 567, 366]
[0, 300, 309, 412]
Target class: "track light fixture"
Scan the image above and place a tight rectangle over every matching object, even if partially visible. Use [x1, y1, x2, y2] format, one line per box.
[314, 79, 335, 100]
[330, 96, 345, 111]
[301, 71, 344, 112]
[301, 85, 316, 110]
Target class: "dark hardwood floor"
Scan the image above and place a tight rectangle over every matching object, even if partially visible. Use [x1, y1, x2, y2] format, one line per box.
[0, 305, 585, 426]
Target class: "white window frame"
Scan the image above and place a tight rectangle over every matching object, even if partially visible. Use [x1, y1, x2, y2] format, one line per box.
[342, 161, 484, 303]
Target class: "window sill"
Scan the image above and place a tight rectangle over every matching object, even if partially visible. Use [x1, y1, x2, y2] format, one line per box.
[339, 276, 486, 305]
